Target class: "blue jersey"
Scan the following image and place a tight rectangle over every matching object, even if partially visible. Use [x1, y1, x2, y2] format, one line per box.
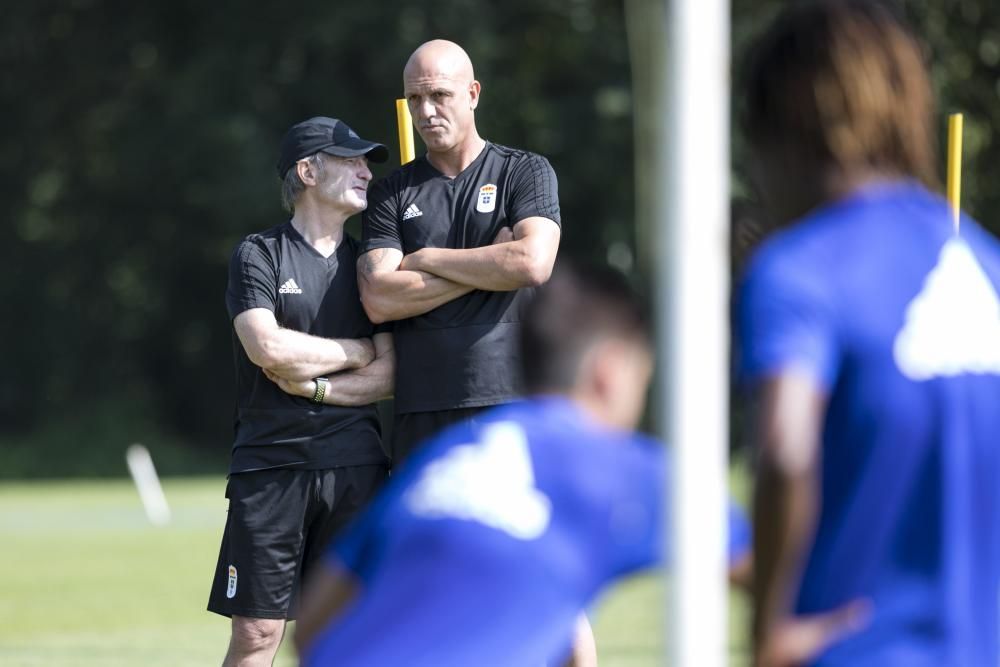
[738, 182, 1000, 666]
[302, 397, 751, 667]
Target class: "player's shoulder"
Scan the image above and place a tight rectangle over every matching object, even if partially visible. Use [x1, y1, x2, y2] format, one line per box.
[507, 398, 661, 464]
[962, 217, 1000, 260]
[739, 224, 839, 319]
[613, 431, 665, 477]
[230, 222, 289, 260]
[481, 397, 577, 433]
[748, 182, 946, 280]
[487, 142, 555, 171]
[750, 209, 840, 271]
[742, 185, 894, 296]
[371, 157, 429, 193]
[569, 428, 664, 511]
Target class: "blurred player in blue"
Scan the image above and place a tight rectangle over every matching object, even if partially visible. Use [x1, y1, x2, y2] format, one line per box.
[738, 2, 1000, 666]
[293, 262, 752, 666]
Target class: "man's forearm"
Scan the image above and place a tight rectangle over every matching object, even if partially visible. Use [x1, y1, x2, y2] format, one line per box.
[752, 459, 819, 649]
[360, 268, 473, 323]
[321, 349, 394, 406]
[401, 241, 546, 292]
[261, 330, 373, 381]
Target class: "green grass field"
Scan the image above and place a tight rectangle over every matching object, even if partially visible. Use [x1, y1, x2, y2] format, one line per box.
[1, 477, 750, 666]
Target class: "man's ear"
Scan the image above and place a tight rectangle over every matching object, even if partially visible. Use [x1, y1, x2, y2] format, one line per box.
[469, 80, 482, 110]
[588, 340, 623, 402]
[296, 158, 319, 186]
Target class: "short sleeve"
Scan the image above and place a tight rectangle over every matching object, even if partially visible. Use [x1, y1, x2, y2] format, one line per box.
[507, 153, 561, 226]
[736, 242, 840, 389]
[226, 237, 277, 320]
[361, 177, 403, 254]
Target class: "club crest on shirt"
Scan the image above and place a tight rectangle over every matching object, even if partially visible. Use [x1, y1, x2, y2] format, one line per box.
[226, 565, 238, 599]
[477, 184, 498, 213]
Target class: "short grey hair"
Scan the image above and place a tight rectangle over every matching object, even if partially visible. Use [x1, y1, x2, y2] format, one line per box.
[280, 153, 326, 213]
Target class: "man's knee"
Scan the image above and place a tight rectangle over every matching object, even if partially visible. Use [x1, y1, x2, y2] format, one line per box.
[230, 616, 284, 653]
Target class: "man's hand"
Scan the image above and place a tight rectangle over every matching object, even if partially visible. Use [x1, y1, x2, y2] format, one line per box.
[263, 368, 317, 399]
[263, 333, 393, 406]
[754, 600, 870, 667]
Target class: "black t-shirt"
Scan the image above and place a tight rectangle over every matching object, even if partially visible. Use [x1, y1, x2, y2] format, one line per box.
[225, 223, 387, 473]
[361, 142, 561, 413]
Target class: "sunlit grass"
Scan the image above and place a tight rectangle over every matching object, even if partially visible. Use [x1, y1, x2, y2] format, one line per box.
[1, 473, 750, 666]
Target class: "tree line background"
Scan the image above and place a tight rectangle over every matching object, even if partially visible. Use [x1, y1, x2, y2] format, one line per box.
[3, 0, 996, 477]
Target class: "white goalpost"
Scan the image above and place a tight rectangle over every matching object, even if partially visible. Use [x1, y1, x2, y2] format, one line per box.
[628, 0, 732, 664]
[661, 1, 731, 664]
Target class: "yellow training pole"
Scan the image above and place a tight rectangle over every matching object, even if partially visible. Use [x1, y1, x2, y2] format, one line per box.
[947, 113, 963, 232]
[396, 99, 415, 165]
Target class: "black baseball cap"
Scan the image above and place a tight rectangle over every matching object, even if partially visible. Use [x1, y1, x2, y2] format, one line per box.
[276, 116, 389, 177]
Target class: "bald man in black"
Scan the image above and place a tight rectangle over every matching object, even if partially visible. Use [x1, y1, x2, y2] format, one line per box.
[358, 39, 562, 464]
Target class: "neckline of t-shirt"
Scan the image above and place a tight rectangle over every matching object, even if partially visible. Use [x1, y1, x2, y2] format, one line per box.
[801, 179, 933, 227]
[497, 395, 634, 444]
[843, 179, 927, 206]
[284, 221, 347, 264]
[421, 141, 491, 182]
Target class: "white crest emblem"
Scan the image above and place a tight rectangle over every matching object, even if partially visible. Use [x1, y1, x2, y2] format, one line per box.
[477, 184, 497, 213]
[226, 565, 238, 599]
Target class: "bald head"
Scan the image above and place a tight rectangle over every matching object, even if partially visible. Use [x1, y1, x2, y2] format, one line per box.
[404, 40, 475, 83]
[402, 39, 482, 160]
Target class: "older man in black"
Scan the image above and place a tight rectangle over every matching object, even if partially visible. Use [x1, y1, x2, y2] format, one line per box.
[207, 117, 393, 667]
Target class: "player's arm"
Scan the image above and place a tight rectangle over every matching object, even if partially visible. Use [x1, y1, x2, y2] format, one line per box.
[399, 152, 561, 291]
[357, 247, 474, 324]
[293, 560, 360, 657]
[264, 332, 394, 406]
[751, 371, 868, 667]
[234, 308, 374, 382]
[562, 613, 598, 667]
[399, 216, 560, 291]
[358, 173, 474, 323]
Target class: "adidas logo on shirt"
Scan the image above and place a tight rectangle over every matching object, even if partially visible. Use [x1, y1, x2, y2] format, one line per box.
[278, 279, 303, 294]
[402, 203, 423, 220]
[404, 421, 552, 540]
[894, 238, 1000, 380]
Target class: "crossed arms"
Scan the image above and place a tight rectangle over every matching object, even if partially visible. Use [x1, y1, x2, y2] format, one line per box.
[357, 217, 561, 324]
[234, 308, 393, 405]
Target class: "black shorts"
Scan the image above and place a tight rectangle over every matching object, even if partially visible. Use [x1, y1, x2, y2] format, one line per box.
[207, 464, 387, 620]
[390, 406, 493, 465]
